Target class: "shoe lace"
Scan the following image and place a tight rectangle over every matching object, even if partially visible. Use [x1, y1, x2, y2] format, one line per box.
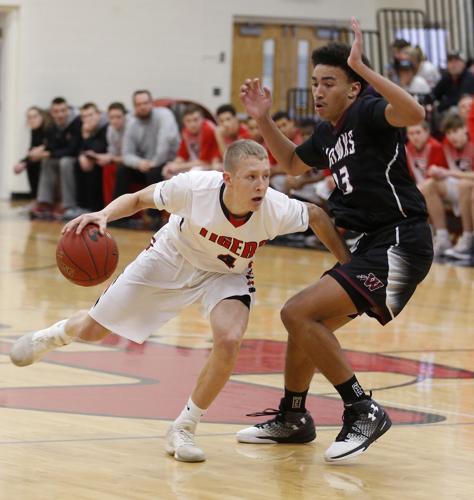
[33, 331, 65, 350]
[245, 408, 286, 428]
[175, 428, 196, 447]
[337, 393, 373, 441]
[336, 407, 363, 441]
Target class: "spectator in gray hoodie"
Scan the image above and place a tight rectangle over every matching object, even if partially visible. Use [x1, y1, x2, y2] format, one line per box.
[113, 90, 179, 199]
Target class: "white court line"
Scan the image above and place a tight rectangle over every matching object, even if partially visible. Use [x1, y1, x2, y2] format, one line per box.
[377, 398, 474, 419]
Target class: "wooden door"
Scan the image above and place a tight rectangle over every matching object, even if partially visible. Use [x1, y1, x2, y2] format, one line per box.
[231, 23, 345, 115]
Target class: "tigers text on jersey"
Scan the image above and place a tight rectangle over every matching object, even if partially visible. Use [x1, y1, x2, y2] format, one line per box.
[296, 95, 428, 233]
[152, 171, 308, 273]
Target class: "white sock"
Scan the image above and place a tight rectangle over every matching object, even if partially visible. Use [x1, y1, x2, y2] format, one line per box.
[174, 398, 206, 432]
[436, 229, 449, 240]
[462, 231, 473, 242]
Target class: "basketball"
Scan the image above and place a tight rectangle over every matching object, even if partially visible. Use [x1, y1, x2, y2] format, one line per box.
[56, 224, 119, 286]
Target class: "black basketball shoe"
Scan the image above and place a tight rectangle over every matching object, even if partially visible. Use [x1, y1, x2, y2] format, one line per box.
[236, 399, 316, 444]
[324, 396, 392, 462]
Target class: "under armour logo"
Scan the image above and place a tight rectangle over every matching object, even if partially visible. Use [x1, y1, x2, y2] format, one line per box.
[368, 403, 378, 421]
[292, 396, 302, 409]
[356, 273, 384, 292]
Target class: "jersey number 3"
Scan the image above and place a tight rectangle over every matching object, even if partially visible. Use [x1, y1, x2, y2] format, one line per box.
[333, 165, 353, 195]
[218, 254, 236, 269]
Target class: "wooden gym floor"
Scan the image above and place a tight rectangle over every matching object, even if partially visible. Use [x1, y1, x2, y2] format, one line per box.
[0, 201, 473, 500]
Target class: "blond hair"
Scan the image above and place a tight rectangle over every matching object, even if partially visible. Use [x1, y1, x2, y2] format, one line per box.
[223, 139, 268, 172]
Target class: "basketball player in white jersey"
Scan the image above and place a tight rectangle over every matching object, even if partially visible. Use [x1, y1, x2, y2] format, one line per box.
[10, 139, 351, 463]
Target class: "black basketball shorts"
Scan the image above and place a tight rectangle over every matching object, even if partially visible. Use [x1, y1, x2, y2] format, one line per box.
[326, 219, 434, 325]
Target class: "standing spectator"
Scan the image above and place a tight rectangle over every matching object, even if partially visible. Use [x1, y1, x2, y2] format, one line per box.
[214, 104, 250, 157]
[71, 102, 108, 217]
[114, 90, 180, 198]
[422, 113, 474, 256]
[433, 51, 474, 113]
[406, 121, 447, 186]
[12, 106, 50, 198]
[162, 105, 220, 179]
[30, 97, 81, 219]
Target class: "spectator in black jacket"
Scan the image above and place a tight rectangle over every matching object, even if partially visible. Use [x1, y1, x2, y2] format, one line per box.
[68, 102, 108, 218]
[12, 106, 50, 198]
[30, 97, 81, 219]
[433, 51, 474, 113]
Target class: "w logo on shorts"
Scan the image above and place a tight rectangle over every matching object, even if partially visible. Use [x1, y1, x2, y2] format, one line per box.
[357, 273, 385, 292]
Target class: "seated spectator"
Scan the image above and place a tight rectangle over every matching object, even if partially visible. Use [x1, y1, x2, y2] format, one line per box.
[94, 102, 130, 167]
[12, 106, 50, 199]
[246, 116, 264, 144]
[70, 102, 108, 217]
[404, 46, 441, 89]
[398, 59, 431, 100]
[421, 113, 474, 256]
[428, 165, 474, 259]
[457, 93, 473, 122]
[385, 38, 411, 84]
[269, 111, 304, 193]
[30, 97, 81, 219]
[214, 104, 250, 157]
[468, 92, 474, 140]
[87, 102, 130, 207]
[406, 121, 447, 186]
[114, 90, 180, 198]
[298, 117, 318, 141]
[162, 105, 220, 179]
[433, 51, 474, 113]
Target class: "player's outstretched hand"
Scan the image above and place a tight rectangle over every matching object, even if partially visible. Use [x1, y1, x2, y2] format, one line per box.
[347, 17, 365, 71]
[62, 211, 108, 236]
[240, 78, 272, 120]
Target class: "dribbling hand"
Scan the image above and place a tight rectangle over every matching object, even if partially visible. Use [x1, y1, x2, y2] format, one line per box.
[62, 212, 108, 236]
[240, 78, 272, 120]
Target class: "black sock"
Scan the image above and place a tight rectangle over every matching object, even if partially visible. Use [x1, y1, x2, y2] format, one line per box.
[334, 375, 367, 405]
[282, 388, 308, 412]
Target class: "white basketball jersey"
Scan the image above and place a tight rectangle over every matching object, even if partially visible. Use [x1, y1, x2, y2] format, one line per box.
[152, 171, 308, 273]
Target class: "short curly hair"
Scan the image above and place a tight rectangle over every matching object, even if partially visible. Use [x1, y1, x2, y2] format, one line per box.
[311, 42, 371, 93]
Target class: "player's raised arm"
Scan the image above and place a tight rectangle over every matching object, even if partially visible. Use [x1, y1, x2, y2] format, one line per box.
[305, 203, 351, 264]
[347, 17, 425, 127]
[63, 184, 157, 235]
[240, 78, 311, 176]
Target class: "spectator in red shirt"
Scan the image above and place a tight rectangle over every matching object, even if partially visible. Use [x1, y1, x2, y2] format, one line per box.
[468, 92, 474, 140]
[214, 104, 250, 157]
[406, 121, 447, 186]
[163, 105, 220, 179]
[422, 113, 474, 257]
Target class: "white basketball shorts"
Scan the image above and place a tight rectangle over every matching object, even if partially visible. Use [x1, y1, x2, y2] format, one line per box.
[89, 238, 254, 343]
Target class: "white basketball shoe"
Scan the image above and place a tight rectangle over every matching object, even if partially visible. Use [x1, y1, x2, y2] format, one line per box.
[10, 320, 72, 366]
[324, 396, 391, 462]
[166, 423, 206, 463]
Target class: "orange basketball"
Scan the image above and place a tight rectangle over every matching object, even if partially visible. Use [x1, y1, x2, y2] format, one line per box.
[56, 224, 119, 286]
